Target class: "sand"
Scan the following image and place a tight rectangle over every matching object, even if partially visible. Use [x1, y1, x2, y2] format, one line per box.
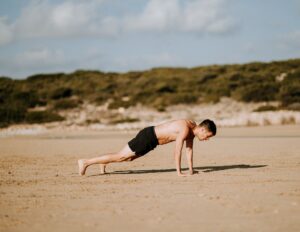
[1, 125, 300, 232]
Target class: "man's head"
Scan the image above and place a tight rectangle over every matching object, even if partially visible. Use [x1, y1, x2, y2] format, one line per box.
[194, 119, 217, 141]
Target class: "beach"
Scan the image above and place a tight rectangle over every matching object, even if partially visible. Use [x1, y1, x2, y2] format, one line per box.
[1, 125, 300, 232]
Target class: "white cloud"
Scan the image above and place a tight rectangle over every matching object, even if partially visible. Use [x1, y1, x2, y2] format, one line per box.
[0, 0, 237, 46]
[14, 48, 65, 68]
[0, 46, 109, 78]
[0, 0, 118, 45]
[124, 0, 237, 34]
[0, 17, 13, 45]
[182, 0, 235, 33]
[124, 0, 181, 31]
[0, 47, 69, 78]
[276, 30, 300, 55]
[0, 48, 64, 70]
[283, 30, 300, 48]
[15, 0, 118, 38]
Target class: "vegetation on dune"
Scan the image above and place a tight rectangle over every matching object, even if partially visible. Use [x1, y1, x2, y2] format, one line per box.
[253, 105, 278, 112]
[51, 98, 81, 110]
[109, 117, 140, 125]
[25, 111, 64, 124]
[0, 59, 300, 128]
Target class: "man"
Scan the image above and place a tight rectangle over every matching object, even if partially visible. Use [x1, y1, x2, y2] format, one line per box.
[78, 119, 216, 177]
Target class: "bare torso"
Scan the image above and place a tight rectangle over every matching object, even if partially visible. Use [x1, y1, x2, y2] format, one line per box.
[154, 119, 196, 145]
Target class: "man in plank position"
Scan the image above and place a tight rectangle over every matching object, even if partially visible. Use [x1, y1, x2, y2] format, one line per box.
[78, 119, 216, 177]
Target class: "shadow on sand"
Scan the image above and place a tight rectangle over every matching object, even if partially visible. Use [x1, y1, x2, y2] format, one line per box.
[88, 164, 267, 176]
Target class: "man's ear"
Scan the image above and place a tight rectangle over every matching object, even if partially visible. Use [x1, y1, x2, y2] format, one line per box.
[199, 127, 205, 133]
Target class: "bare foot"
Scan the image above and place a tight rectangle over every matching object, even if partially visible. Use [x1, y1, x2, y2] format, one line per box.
[100, 164, 106, 175]
[78, 159, 87, 176]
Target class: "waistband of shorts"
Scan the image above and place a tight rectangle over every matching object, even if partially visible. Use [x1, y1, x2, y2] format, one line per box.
[150, 126, 158, 144]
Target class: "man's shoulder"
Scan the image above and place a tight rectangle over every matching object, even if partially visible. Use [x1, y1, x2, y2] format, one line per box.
[175, 119, 196, 128]
[161, 119, 194, 134]
[174, 120, 192, 136]
[172, 119, 188, 127]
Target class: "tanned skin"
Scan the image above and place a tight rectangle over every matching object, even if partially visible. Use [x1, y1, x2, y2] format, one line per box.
[78, 119, 214, 177]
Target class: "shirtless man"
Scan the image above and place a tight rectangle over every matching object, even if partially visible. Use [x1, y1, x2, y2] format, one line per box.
[78, 119, 216, 177]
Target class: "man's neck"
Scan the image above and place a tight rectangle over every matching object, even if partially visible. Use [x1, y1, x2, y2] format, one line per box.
[192, 126, 199, 136]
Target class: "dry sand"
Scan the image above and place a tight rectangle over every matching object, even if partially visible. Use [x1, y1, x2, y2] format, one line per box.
[1, 125, 300, 232]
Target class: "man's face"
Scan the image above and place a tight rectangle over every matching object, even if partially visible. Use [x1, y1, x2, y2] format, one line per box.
[197, 127, 214, 141]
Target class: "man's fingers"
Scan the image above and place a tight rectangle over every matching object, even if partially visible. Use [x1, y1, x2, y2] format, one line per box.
[178, 173, 189, 177]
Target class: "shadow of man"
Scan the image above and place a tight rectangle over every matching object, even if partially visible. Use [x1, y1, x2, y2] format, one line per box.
[87, 164, 267, 176]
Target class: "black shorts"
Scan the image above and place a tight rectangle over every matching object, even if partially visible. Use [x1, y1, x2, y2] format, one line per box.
[128, 126, 159, 156]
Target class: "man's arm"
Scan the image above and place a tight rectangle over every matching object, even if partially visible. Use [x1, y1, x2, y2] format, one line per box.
[185, 139, 195, 174]
[174, 137, 185, 176]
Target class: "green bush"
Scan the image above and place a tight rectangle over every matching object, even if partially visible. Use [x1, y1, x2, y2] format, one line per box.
[12, 91, 41, 108]
[151, 97, 168, 109]
[50, 87, 73, 100]
[199, 73, 219, 83]
[108, 100, 133, 109]
[232, 83, 279, 102]
[0, 104, 27, 125]
[203, 94, 221, 103]
[25, 111, 64, 124]
[27, 73, 65, 81]
[279, 84, 300, 106]
[253, 105, 278, 112]
[205, 81, 231, 102]
[285, 103, 300, 111]
[109, 117, 140, 124]
[155, 83, 176, 93]
[0, 122, 9, 128]
[94, 93, 110, 105]
[278, 70, 300, 106]
[227, 73, 251, 90]
[0, 78, 15, 104]
[52, 99, 80, 110]
[166, 93, 198, 105]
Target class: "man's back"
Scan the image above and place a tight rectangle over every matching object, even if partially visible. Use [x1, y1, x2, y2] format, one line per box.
[154, 119, 196, 145]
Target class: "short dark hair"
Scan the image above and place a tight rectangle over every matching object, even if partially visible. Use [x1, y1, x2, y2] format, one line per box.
[199, 119, 217, 136]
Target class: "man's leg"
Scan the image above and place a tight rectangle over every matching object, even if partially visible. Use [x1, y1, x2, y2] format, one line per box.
[78, 144, 137, 175]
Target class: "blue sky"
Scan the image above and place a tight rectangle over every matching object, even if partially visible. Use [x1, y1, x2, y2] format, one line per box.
[0, 0, 299, 79]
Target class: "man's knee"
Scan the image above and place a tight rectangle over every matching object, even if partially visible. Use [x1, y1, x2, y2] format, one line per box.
[117, 153, 135, 162]
[126, 155, 138, 162]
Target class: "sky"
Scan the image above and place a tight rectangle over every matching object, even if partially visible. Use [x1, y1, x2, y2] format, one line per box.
[0, 0, 299, 79]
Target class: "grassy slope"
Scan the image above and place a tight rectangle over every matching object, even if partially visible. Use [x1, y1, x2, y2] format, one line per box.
[0, 59, 300, 127]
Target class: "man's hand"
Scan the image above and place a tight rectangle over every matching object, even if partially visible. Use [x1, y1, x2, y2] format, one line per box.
[177, 171, 199, 177]
[177, 172, 189, 177]
[177, 170, 199, 177]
